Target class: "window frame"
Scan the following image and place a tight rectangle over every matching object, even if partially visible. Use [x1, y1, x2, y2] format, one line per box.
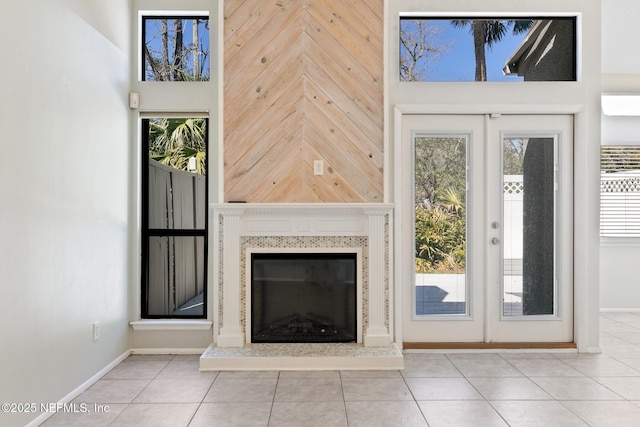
[140, 13, 211, 82]
[141, 117, 209, 319]
[132, 1, 218, 322]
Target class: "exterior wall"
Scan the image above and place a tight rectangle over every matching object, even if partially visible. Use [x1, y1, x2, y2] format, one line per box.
[521, 20, 576, 82]
[223, 0, 384, 203]
[601, 0, 640, 311]
[0, 1, 132, 426]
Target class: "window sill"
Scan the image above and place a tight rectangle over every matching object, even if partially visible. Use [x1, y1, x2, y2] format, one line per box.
[130, 320, 212, 331]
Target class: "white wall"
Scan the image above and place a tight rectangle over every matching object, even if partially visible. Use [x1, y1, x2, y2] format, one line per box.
[600, 0, 640, 309]
[0, 1, 131, 426]
[601, 242, 640, 309]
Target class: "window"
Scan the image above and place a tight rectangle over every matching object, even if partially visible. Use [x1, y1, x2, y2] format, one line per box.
[141, 118, 208, 318]
[600, 146, 640, 237]
[142, 15, 210, 81]
[400, 17, 576, 82]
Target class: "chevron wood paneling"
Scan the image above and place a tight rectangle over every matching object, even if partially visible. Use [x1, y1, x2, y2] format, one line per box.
[224, 0, 384, 202]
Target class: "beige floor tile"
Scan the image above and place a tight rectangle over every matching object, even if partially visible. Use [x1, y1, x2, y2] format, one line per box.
[563, 357, 640, 376]
[73, 380, 150, 404]
[405, 377, 483, 400]
[342, 377, 413, 401]
[133, 378, 214, 403]
[41, 403, 126, 427]
[274, 378, 344, 402]
[467, 377, 552, 400]
[189, 402, 271, 427]
[110, 403, 198, 427]
[490, 401, 588, 426]
[418, 401, 508, 427]
[155, 359, 218, 379]
[269, 401, 348, 427]
[592, 376, 640, 399]
[340, 369, 403, 378]
[216, 370, 280, 379]
[562, 401, 640, 427]
[204, 378, 276, 402]
[102, 360, 169, 380]
[449, 357, 524, 378]
[345, 401, 427, 427]
[402, 356, 462, 378]
[278, 370, 340, 379]
[617, 358, 640, 370]
[531, 377, 625, 400]
[507, 358, 584, 377]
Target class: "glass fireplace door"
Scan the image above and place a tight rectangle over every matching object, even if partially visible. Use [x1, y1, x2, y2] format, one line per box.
[250, 252, 357, 343]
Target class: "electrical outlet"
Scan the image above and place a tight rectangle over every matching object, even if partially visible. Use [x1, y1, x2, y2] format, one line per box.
[313, 160, 324, 175]
[93, 321, 101, 341]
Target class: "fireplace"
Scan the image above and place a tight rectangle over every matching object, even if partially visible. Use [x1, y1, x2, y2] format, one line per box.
[250, 252, 357, 343]
[202, 204, 401, 371]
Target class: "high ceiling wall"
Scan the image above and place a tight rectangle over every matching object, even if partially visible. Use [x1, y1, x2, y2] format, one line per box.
[223, 0, 384, 202]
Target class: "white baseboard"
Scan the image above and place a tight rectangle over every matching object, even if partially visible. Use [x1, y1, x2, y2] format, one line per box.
[26, 350, 131, 427]
[130, 347, 207, 355]
[600, 308, 640, 312]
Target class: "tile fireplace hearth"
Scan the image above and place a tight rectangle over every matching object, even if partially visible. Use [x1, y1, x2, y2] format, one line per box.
[200, 203, 402, 370]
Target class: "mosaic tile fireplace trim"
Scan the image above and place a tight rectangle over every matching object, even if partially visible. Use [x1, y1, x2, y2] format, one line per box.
[241, 237, 368, 343]
[211, 203, 394, 348]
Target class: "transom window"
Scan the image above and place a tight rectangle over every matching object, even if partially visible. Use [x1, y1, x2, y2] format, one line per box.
[142, 14, 210, 81]
[400, 17, 576, 82]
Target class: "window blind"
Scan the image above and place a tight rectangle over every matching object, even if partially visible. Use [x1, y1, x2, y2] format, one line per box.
[600, 146, 640, 237]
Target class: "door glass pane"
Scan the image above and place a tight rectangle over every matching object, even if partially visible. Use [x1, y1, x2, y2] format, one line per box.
[415, 136, 467, 315]
[503, 137, 556, 316]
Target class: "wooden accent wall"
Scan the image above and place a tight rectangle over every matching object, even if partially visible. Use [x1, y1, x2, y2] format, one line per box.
[224, 0, 384, 202]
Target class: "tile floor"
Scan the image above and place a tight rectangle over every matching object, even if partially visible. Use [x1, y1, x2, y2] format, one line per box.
[42, 312, 640, 426]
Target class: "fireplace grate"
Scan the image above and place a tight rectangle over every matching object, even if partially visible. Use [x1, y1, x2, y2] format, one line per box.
[253, 313, 355, 343]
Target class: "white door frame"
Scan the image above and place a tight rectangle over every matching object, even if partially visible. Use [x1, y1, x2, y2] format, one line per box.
[393, 104, 600, 352]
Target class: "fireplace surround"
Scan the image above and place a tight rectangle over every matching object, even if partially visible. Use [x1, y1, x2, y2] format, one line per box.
[200, 203, 402, 370]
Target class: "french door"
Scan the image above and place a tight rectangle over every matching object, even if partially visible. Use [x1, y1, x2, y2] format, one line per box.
[400, 114, 573, 344]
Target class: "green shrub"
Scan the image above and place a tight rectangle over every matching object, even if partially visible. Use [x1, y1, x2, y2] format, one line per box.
[415, 204, 466, 273]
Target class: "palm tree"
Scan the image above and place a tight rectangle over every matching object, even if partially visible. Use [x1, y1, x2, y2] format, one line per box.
[149, 118, 207, 175]
[451, 19, 533, 81]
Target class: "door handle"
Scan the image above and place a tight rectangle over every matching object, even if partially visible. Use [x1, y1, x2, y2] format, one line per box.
[491, 237, 500, 245]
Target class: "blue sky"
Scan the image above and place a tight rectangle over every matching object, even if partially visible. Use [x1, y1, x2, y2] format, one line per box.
[403, 19, 529, 82]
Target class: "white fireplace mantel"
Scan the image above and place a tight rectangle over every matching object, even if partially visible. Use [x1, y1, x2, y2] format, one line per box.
[211, 203, 395, 349]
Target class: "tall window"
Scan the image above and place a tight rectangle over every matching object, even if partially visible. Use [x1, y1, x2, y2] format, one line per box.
[600, 146, 640, 237]
[141, 118, 208, 318]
